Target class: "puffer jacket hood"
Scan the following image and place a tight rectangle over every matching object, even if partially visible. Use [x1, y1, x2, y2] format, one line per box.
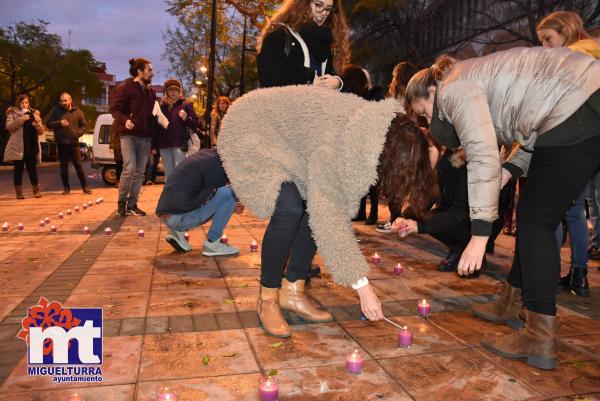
[218, 85, 400, 286]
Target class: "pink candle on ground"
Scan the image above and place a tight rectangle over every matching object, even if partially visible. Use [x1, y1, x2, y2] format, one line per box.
[75, 206, 80, 212]
[259, 377, 279, 401]
[83, 203, 88, 210]
[155, 387, 178, 401]
[220, 234, 228, 244]
[138, 229, 145, 239]
[371, 253, 381, 264]
[64, 393, 86, 401]
[184, 232, 190, 241]
[399, 326, 413, 348]
[18, 223, 24, 231]
[83, 226, 90, 234]
[50, 225, 57, 233]
[88, 201, 93, 207]
[250, 240, 259, 252]
[394, 263, 404, 275]
[104, 227, 112, 236]
[44, 217, 50, 224]
[346, 349, 364, 374]
[67, 209, 72, 215]
[418, 299, 431, 317]
[58, 212, 64, 219]
[39, 220, 45, 227]
[1, 223, 8, 232]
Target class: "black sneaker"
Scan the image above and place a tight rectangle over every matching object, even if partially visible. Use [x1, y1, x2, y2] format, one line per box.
[127, 205, 146, 216]
[117, 202, 127, 217]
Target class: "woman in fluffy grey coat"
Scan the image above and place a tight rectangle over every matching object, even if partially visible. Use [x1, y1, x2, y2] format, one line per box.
[218, 85, 436, 338]
[407, 46, 600, 370]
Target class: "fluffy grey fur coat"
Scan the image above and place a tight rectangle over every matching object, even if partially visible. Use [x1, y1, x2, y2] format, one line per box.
[218, 86, 400, 286]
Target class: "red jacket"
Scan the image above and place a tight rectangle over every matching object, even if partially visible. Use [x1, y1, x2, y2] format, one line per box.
[110, 78, 156, 138]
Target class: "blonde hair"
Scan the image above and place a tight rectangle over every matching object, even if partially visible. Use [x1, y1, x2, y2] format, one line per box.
[537, 11, 591, 46]
[405, 55, 456, 105]
[256, 0, 350, 73]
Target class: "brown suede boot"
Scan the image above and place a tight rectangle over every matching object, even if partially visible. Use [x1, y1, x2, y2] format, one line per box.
[472, 282, 523, 328]
[481, 309, 559, 370]
[279, 278, 333, 323]
[15, 185, 24, 199]
[32, 184, 42, 198]
[257, 286, 291, 338]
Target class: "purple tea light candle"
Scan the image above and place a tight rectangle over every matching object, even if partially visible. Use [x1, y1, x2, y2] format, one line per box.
[50, 225, 57, 233]
[104, 227, 112, 236]
[259, 376, 279, 401]
[44, 217, 50, 224]
[39, 220, 45, 228]
[371, 253, 381, 264]
[184, 232, 190, 241]
[83, 203, 88, 210]
[18, 223, 24, 231]
[155, 387, 177, 401]
[394, 263, 404, 275]
[250, 240, 259, 252]
[138, 229, 145, 239]
[220, 234, 228, 244]
[58, 212, 64, 219]
[75, 206, 80, 212]
[67, 209, 72, 216]
[399, 326, 413, 348]
[87, 201, 93, 207]
[1, 223, 8, 232]
[346, 349, 364, 374]
[418, 299, 431, 317]
[83, 226, 90, 235]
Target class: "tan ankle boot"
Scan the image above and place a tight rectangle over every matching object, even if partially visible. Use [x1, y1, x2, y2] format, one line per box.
[481, 309, 558, 370]
[279, 278, 333, 323]
[15, 185, 24, 199]
[257, 286, 291, 338]
[32, 184, 42, 198]
[472, 282, 523, 328]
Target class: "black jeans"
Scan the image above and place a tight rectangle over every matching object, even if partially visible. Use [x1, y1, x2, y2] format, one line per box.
[260, 182, 317, 288]
[13, 152, 38, 186]
[57, 143, 87, 189]
[355, 184, 379, 219]
[507, 134, 600, 316]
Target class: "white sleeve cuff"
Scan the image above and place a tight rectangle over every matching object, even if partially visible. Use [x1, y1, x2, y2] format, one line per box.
[351, 277, 369, 290]
[334, 75, 344, 91]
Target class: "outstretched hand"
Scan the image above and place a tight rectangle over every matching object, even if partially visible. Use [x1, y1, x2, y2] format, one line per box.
[457, 236, 488, 276]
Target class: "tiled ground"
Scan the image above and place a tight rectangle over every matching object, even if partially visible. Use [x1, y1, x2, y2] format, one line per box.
[0, 185, 599, 400]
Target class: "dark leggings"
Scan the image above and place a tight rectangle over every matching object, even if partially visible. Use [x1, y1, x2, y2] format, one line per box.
[13, 153, 38, 186]
[58, 143, 87, 188]
[507, 134, 600, 316]
[356, 184, 379, 219]
[260, 182, 317, 288]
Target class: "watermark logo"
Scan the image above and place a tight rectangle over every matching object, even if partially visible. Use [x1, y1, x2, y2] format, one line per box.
[17, 297, 103, 383]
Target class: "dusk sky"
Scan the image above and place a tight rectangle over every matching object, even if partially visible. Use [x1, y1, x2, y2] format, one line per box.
[1, 0, 179, 84]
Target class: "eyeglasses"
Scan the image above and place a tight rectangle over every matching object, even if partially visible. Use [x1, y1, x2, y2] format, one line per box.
[313, 1, 335, 14]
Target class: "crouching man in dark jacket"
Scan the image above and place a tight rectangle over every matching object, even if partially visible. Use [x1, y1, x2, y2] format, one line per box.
[156, 148, 243, 256]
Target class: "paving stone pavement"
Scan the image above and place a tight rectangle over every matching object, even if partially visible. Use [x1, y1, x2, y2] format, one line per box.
[0, 185, 599, 401]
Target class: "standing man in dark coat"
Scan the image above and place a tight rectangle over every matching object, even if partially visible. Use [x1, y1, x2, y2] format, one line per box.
[110, 58, 157, 216]
[46, 93, 92, 194]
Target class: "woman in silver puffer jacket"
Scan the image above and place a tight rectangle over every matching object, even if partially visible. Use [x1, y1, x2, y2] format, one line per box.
[406, 46, 600, 371]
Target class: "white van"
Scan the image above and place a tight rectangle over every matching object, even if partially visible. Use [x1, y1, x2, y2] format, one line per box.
[90, 114, 117, 186]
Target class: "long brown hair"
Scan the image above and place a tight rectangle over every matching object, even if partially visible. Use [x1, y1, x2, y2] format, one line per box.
[257, 0, 350, 73]
[387, 61, 419, 101]
[537, 11, 591, 46]
[211, 96, 231, 119]
[378, 114, 437, 219]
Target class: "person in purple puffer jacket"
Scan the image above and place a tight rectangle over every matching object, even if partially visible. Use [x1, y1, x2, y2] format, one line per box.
[159, 78, 200, 182]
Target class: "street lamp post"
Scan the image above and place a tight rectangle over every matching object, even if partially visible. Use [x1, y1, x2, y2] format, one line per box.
[205, 0, 218, 129]
[240, 16, 247, 96]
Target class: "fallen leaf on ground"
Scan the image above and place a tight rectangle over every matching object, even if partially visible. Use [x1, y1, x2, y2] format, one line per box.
[202, 355, 210, 365]
[269, 342, 284, 348]
[223, 352, 238, 358]
[223, 298, 236, 305]
[27, 257, 39, 263]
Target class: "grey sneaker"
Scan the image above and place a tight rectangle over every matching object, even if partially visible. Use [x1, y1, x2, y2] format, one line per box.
[202, 239, 239, 256]
[166, 228, 192, 252]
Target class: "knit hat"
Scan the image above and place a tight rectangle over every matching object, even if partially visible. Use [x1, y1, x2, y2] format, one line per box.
[164, 78, 182, 91]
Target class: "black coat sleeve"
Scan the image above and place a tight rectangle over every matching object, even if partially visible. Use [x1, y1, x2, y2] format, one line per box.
[257, 28, 315, 88]
[417, 166, 469, 234]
